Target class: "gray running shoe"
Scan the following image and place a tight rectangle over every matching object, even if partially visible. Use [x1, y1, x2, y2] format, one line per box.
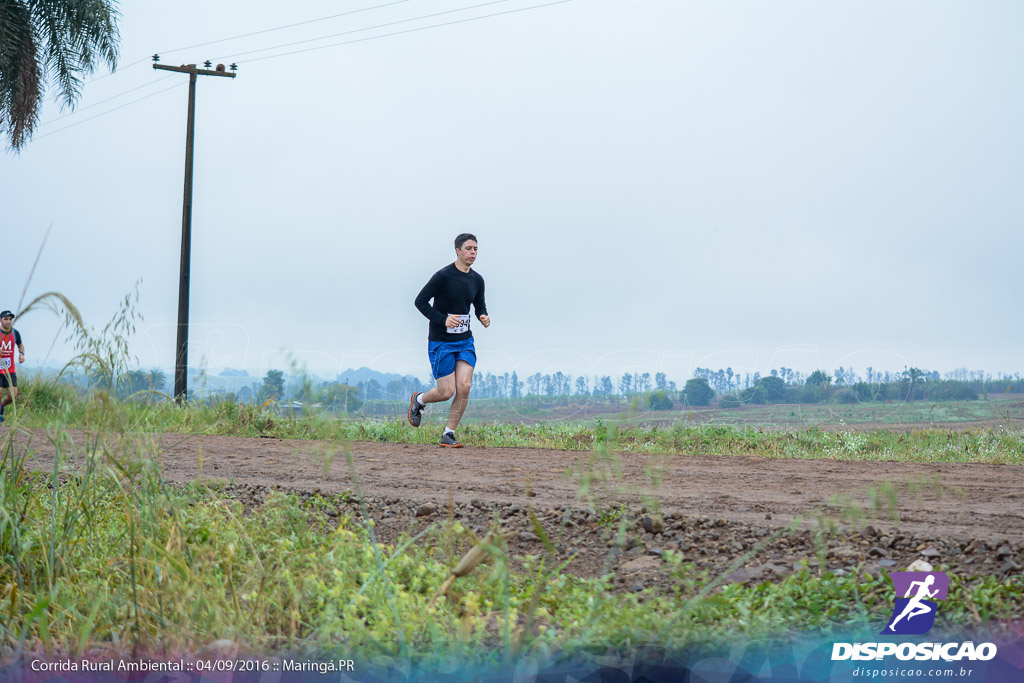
[408, 392, 425, 427]
[438, 431, 463, 448]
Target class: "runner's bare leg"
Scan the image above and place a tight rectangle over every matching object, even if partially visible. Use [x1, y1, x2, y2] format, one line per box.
[420, 373, 455, 404]
[447, 360, 474, 430]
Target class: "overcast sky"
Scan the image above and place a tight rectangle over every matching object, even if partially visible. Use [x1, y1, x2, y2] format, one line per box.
[3, 0, 1022, 383]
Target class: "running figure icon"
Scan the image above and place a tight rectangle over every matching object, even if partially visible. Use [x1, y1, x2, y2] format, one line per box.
[887, 574, 939, 632]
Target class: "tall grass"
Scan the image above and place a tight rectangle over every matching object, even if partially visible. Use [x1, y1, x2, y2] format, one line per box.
[3, 444, 1022, 660]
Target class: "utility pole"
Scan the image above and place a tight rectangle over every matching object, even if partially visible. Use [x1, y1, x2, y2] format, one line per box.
[153, 57, 236, 403]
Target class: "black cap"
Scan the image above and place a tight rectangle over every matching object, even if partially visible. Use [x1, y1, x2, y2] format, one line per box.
[0, 310, 14, 319]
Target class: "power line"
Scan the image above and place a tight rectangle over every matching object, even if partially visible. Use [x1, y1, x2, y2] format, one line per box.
[39, 74, 176, 126]
[31, 0, 578, 139]
[87, 56, 157, 83]
[161, 0, 419, 55]
[212, 0, 517, 62]
[34, 82, 185, 140]
[88, 0, 422, 84]
[240, 0, 577, 65]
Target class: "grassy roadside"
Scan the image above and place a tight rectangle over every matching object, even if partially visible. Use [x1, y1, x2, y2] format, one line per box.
[9, 381, 1024, 464]
[2, 434, 1021, 662]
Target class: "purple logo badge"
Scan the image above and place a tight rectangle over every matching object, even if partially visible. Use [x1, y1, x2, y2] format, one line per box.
[881, 571, 949, 635]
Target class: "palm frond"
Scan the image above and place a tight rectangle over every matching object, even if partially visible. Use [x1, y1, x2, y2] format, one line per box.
[1, 0, 119, 148]
[0, 0, 43, 149]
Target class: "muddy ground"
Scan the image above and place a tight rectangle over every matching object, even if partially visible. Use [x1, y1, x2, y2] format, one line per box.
[14, 428, 1024, 591]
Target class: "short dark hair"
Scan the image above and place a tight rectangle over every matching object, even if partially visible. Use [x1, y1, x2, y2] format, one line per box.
[454, 233, 477, 250]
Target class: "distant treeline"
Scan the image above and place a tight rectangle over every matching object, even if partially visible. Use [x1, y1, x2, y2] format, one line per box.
[42, 365, 1022, 413]
[237, 366, 1022, 414]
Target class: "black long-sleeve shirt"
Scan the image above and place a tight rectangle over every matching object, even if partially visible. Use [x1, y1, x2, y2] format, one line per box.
[414, 264, 487, 342]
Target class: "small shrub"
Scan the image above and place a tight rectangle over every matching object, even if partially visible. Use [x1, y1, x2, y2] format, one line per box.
[740, 386, 766, 405]
[718, 394, 743, 409]
[648, 391, 674, 411]
[683, 378, 715, 406]
[833, 388, 858, 404]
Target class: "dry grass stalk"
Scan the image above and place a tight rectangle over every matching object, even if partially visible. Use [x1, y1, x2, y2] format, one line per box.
[433, 529, 513, 601]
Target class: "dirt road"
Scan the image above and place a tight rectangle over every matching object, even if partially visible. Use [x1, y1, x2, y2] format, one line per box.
[17, 429, 1023, 542]
[12, 428, 1024, 586]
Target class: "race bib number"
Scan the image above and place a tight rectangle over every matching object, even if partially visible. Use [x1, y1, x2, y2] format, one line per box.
[0, 358, 9, 369]
[447, 313, 470, 334]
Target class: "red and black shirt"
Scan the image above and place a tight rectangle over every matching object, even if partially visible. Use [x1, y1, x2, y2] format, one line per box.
[0, 328, 22, 374]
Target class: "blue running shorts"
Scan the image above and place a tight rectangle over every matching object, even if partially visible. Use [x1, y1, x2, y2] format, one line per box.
[428, 337, 476, 379]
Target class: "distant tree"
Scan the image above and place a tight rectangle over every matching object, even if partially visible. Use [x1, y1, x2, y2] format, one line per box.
[619, 372, 633, 395]
[484, 373, 499, 398]
[148, 369, 167, 392]
[834, 366, 858, 386]
[718, 394, 742, 409]
[121, 370, 153, 398]
[364, 379, 382, 400]
[655, 372, 667, 391]
[805, 370, 832, 387]
[292, 373, 318, 402]
[741, 386, 766, 404]
[384, 379, 403, 400]
[510, 371, 521, 398]
[901, 366, 927, 401]
[575, 375, 589, 396]
[259, 370, 286, 402]
[322, 383, 362, 412]
[833, 388, 858, 404]
[526, 372, 542, 396]
[639, 372, 651, 393]
[683, 378, 715, 406]
[648, 390, 673, 410]
[756, 375, 787, 402]
[902, 367, 927, 384]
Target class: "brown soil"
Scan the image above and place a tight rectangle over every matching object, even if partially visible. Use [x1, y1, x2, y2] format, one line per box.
[15, 429, 1024, 590]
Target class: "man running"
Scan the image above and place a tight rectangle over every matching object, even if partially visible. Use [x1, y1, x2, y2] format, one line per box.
[0, 310, 25, 424]
[409, 234, 490, 447]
